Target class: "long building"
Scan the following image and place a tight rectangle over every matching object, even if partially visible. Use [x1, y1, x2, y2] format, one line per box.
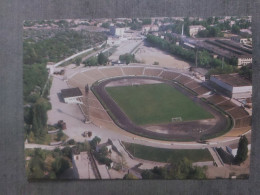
[210, 73, 252, 98]
[193, 39, 252, 67]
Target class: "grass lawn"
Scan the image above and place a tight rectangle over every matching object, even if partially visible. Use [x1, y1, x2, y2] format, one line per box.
[29, 132, 68, 145]
[122, 142, 213, 163]
[106, 83, 213, 125]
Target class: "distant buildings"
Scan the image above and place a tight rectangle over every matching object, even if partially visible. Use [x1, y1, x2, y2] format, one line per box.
[240, 29, 252, 37]
[142, 25, 159, 35]
[210, 73, 252, 98]
[189, 25, 206, 37]
[231, 35, 251, 45]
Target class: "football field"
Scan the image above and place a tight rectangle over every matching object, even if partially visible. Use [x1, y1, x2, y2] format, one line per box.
[106, 83, 213, 125]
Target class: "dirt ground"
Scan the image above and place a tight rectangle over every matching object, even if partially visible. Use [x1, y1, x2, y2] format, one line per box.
[135, 42, 191, 70]
[206, 156, 250, 179]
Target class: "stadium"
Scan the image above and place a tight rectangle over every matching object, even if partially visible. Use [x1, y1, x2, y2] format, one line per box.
[67, 65, 251, 142]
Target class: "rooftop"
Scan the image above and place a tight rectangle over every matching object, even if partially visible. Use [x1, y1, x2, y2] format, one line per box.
[73, 152, 95, 179]
[211, 73, 252, 87]
[61, 87, 83, 98]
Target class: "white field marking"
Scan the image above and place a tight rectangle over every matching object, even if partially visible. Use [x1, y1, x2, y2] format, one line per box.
[191, 85, 201, 90]
[97, 68, 107, 78]
[119, 66, 125, 76]
[88, 105, 106, 110]
[142, 67, 146, 75]
[157, 69, 164, 77]
[90, 115, 113, 122]
[184, 79, 194, 85]
[173, 73, 182, 80]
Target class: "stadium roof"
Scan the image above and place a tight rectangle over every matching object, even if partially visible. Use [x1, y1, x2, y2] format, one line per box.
[211, 73, 252, 87]
[61, 87, 83, 98]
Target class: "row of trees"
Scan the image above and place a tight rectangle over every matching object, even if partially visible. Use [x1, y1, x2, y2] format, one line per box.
[83, 53, 109, 66]
[24, 30, 107, 143]
[140, 158, 206, 179]
[146, 34, 238, 75]
[27, 148, 71, 179]
[119, 53, 137, 64]
[197, 26, 224, 38]
[23, 30, 106, 65]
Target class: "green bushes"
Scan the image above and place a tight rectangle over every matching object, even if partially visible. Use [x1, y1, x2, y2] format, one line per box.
[141, 158, 206, 179]
[26, 148, 71, 179]
[119, 53, 137, 64]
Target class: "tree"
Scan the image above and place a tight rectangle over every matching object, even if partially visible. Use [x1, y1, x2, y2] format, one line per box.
[239, 65, 252, 81]
[231, 24, 240, 34]
[235, 136, 248, 164]
[97, 53, 108, 65]
[101, 22, 110, 29]
[75, 57, 81, 66]
[123, 173, 139, 179]
[56, 130, 64, 141]
[119, 53, 136, 64]
[31, 98, 48, 137]
[198, 50, 212, 67]
[62, 146, 73, 159]
[83, 56, 98, 66]
[52, 157, 70, 176]
[90, 136, 101, 149]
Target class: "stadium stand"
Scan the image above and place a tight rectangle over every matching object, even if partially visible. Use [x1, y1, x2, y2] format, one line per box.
[228, 107, 249, 119]
[192, 86, 211, 95]
[159, 71, 181, 80]
[122, 66, 144, 76]
[89, 107, 112, 121]
[81, 68, 107, 81]
[144, 68, 163, 77]
[67, 77, 86, 89]
[218, 101, 237, 112]
[175, 75, 193, 85]
[224, 126, 251, 137]
[207, 94, 228, 105]
[184, 81, 201, 90]
[99, 67, 124, 77]
[235, 116, 252, 128]
[88, 98, 105, 110]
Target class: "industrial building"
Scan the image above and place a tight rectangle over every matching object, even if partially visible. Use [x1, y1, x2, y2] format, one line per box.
[210, 73, 252, 98]
[194, 39, 252, 67]
[61, 87, 83, 104]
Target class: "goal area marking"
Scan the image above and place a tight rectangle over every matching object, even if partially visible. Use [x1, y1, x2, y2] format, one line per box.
[171, 117, 182, 122]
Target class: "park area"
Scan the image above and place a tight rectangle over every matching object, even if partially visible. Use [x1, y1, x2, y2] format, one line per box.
[122, 142, 213, 163]
[105, 83, 213, 125]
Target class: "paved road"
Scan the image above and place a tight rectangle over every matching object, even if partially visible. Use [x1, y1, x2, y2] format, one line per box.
[25, 143, 67, 150]
[208, 147, 224, 167]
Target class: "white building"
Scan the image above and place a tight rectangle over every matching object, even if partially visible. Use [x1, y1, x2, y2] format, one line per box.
[226, 144, 251, 157]
[61, 87, 83, 104]
[110, 26, 125, 37]
[46, 62, 55, 74]
[189, 25, 206, 37]
[72, 152, 96, 179]
[237, 56, 252, 67]
[210, 73, 252, 98]
[142, 25, 159, 34]
[231, 36, 251, 45]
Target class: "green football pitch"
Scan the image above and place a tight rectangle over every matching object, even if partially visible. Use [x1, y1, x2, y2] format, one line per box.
[106, 83, 213, 125]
